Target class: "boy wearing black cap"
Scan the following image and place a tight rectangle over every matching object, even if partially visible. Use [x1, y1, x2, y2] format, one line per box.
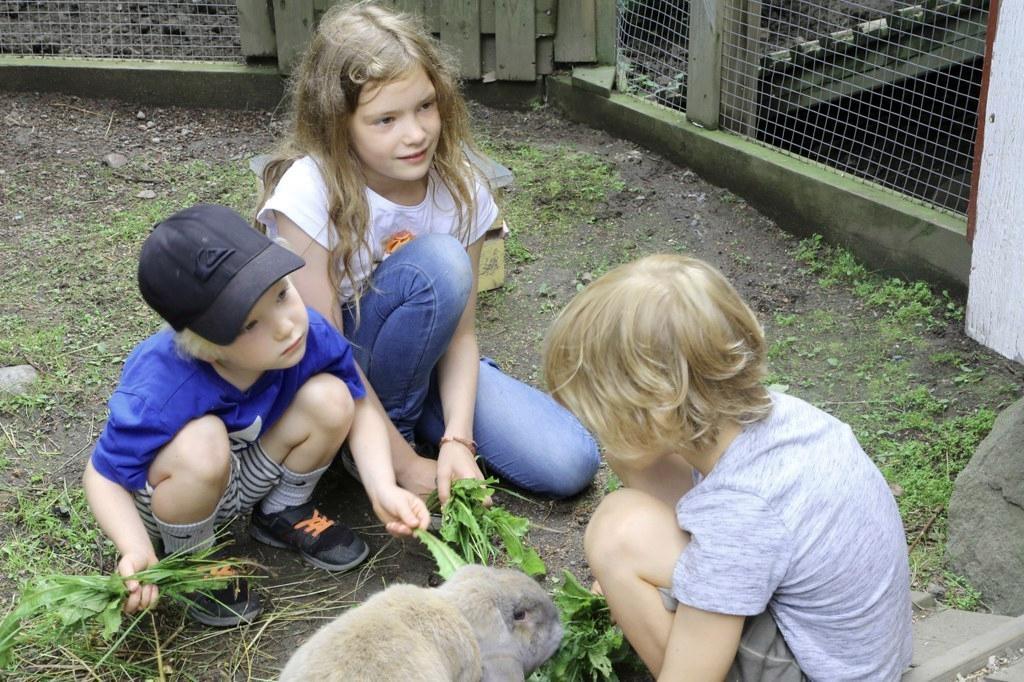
[83, 204, 430, 627]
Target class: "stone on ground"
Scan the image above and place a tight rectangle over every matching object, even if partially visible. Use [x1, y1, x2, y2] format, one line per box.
[948, 397, 1024, 616]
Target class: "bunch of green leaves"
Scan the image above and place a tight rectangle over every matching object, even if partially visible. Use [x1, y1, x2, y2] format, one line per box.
[414, 529, 468, 580]
[530, 570, 640, 682]
[0, 544, 255, 668]
[427, 477, 546, 577]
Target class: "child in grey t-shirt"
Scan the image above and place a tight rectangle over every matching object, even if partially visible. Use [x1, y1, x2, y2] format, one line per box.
[543, 254, 912, 681]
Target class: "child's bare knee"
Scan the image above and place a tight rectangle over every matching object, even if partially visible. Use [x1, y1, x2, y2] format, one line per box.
[171, 416, 231, 485]
[296, 374, 355, 435]
[585, 489, 661, 565]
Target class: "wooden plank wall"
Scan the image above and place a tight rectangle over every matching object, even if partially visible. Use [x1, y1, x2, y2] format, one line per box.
[253, 0, 607, 78]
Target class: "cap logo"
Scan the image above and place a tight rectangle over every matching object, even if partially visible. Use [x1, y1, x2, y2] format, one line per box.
[194, 247, 234, 281]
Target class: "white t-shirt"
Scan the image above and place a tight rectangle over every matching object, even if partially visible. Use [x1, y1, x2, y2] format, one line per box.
[673, 392, 913, 681]
[257, 156, 499, 302]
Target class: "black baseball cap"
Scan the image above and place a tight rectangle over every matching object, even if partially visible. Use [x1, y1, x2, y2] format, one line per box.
[138, 204, 305, 345]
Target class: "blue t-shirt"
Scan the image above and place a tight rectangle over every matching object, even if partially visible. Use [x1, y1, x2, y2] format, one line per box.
[91, 309, 365, 491]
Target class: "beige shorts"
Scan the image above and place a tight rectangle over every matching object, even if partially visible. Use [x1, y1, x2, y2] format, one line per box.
[658, 588, 807, 682]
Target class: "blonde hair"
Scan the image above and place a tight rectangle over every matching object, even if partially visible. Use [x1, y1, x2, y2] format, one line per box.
[257, 1, 480, 320]
[173, 327, 227, 362]
[543, 254, 772, 465]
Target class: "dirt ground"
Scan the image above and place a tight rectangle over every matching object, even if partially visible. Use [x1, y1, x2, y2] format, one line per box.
[1, 87, 1022, 680]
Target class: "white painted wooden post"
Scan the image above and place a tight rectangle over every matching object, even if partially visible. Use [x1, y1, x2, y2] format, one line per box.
[966, 3, 1024, 363]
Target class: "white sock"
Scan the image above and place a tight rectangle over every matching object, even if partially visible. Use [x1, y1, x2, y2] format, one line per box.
[259, 464, 327, 514]
[155, 510, 217, 555]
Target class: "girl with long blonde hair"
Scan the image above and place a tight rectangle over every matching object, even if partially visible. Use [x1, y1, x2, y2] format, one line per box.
[256, 2, 598, 502]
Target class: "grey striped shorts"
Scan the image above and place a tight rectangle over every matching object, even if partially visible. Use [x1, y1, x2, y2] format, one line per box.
[132, 440, 284, 538]
[658, 588, 807, 682]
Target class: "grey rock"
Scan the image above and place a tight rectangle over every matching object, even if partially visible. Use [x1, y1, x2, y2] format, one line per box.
[0, 365, 39, 395]
[948, 397, 1024, 615]
[102, 152, 129, 169]
[136, 189, 157, 199]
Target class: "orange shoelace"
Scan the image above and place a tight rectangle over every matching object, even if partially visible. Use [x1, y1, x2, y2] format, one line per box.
[208, 565, 238, 578]
[293, 509, 335, 537]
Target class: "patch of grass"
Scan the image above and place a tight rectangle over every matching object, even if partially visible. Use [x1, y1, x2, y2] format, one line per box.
[0, 484, 107, 580]
[794, 235, 954, 328]
[762, 235, 1019, 599]
[479, 139, 625, 269]
[942, 571, 983, 611]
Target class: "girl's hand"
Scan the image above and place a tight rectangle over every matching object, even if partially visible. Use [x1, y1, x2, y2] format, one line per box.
[436, 441, 489, 506]
[118, 551, 160, 614]
[372, 485, 431, 537]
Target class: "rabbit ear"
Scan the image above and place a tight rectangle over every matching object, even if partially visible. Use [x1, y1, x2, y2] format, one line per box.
[480, 655, 526, 682]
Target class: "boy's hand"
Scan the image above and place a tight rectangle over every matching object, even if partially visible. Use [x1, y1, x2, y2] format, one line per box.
[372, 485, 431, 537]
[118, 551, 160, 614]
[436, 443, 490, 507]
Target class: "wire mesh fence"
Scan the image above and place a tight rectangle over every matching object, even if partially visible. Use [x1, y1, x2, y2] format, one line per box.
[618, 1, 989, 216]
[0, 1, 242, 61]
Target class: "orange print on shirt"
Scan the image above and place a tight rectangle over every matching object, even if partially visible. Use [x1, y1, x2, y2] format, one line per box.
[383, 230, 415, 255]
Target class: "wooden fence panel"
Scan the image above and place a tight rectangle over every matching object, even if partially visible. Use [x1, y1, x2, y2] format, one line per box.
[388, 0, 426, 15]
[272, 0, 317, 73]
[481, 0, 496, 32]
[594, 0, 615, 64]
[238, 0, 277, 57]
[536, 35, 555, 73]
[721, 0, 763, 136]
[536, 0, 557, 36]
[257, 0, 588, 79]
[496, 0, 537, 80]
[554, 0, 596, 62]
[423, 0, 441, 32]
[687, 0, 725, 129]
[442, 0, 482, 78]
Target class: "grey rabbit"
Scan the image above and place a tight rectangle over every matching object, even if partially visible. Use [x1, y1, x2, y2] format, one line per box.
[278, 564, 563, 681]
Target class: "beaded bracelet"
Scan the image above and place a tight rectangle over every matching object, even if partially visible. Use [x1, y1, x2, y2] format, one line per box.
[439, 435, 477, 456]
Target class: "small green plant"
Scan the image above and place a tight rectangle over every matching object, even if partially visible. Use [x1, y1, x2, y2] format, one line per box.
[942, 571, 983, 611]
[0, 544, 255, 668]
[428, 477, 546, 577]
[529, 570, 640, 681]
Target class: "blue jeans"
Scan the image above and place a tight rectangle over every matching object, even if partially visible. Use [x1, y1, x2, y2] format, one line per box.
[342, 234, 599, 498]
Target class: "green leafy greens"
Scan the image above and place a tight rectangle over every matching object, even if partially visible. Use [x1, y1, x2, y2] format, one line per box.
[427, 477, 546, 577]
[0, 545, 254, 668]
[529, 570, 640, 682]
[413, 529, 468, 580]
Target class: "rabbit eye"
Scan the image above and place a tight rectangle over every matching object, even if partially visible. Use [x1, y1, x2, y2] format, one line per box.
[513, 608, 527, 621]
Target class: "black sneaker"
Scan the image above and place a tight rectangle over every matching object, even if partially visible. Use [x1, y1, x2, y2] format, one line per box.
[250, 501, 369, 572]
[338, 444, 362, 483]
[185, 565, 262, 627]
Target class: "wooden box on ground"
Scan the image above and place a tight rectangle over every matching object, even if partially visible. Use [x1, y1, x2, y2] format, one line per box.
[466, 149, 513, 293]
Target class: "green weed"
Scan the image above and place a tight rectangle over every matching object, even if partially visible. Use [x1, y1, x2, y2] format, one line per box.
[793, 235, 948, 328]
[942, 571, 983, 611]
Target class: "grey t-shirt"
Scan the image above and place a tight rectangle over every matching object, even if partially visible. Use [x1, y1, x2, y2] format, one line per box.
[673, 392, 912, 681]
